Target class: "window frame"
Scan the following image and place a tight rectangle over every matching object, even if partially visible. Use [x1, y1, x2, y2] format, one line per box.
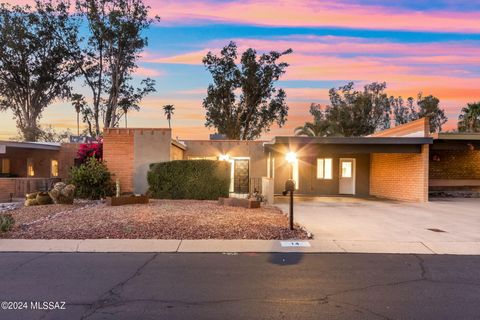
[317, 158, 333, 180]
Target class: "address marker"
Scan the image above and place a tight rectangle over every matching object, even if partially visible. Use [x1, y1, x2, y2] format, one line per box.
[280, 241, 311, 247]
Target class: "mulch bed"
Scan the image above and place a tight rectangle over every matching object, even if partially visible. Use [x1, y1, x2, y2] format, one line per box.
[2, 200, 307, 240]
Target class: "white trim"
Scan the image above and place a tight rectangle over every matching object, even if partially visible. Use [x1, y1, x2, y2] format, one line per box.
[339, 158, 356, 195]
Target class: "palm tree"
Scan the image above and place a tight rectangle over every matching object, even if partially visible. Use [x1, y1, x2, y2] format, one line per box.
[71, 94, 86, 136]
[458, 102, 480, 133]
[295, 122, 325, 137]
[163, 104, 175, 128]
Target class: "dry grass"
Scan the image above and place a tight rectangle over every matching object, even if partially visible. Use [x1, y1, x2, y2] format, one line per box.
[2, 200, 307, 240]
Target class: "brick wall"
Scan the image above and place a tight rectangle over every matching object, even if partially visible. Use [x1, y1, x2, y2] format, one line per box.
[370, 144, 429, 202]
[0, 179, 15, 202]
[430, 150, 480, 180]
[58, 143, 80, 179]
[103, 129, 135, 192]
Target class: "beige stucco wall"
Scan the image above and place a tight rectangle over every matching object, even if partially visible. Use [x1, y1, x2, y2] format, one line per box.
[183, 140, 268, 179]
[133, 129, 172, 194]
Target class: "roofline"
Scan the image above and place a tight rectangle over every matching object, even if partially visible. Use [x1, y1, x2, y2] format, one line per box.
[265, 136, 433, 145]
[0, 140, 61, 150]
[171, 139, 187, 150]
[432, 133, 480, 141]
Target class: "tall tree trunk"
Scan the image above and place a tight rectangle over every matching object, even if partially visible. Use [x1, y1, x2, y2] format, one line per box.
[125, 112, 128, 128]
[77, 112, 80, 136]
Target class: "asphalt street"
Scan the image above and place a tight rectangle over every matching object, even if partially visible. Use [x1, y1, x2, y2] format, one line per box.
[0, 252, 479, 320]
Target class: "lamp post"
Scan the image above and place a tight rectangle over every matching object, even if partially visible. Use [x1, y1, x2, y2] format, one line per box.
[284, 151, 297, 230]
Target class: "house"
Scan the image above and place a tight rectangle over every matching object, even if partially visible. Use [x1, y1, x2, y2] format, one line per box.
[0, 141, 78, 201]
[102, 118, 480, 203]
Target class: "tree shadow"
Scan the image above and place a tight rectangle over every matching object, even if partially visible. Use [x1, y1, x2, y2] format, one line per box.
[267, 253, 304, 266]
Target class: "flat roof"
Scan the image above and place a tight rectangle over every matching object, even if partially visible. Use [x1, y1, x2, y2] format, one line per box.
[433, 133, 480, 141]
[0, 140, 61, 151]
[266, 136, 433, 145]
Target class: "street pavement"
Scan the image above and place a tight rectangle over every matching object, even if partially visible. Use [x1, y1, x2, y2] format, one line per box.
[0, 252, 479, 320]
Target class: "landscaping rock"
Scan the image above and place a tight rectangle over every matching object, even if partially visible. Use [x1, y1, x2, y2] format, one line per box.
[26, 192, 38, 200]
[25, 199, 38, 206]
[36, 192, 53, 205]
[49, 182, 75, 205]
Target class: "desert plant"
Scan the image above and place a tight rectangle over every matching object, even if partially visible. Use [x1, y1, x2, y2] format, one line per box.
[0, 213, 14, 233]
[77, 140, 103, 163]
[148, 160, 230, 200]
[69, 157, 115, 200]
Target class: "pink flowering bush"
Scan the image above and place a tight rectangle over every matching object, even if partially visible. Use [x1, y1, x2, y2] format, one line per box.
[77, 139, 103, 164]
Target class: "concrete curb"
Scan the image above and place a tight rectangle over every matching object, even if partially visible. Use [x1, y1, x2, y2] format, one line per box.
[0, 239, 479, 255]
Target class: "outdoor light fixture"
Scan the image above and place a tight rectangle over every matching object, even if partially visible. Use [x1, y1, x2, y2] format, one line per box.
[219, 154, 230, 161]
[285, 151, 297, 164]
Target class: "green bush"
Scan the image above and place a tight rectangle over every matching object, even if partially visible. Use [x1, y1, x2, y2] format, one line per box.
[0, 213, 14, 233]
[68, 157, 115, 200]
[147, 160, 230, 200]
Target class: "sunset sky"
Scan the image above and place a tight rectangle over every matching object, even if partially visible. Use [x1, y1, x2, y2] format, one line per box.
[1, 0, 480, 140]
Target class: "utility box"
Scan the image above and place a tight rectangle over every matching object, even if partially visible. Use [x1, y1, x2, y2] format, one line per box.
[261, 177, 274, 205]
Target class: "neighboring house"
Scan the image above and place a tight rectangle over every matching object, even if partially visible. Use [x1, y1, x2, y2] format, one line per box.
[102, 118, 480, 203]
[0, 141, 78, 201]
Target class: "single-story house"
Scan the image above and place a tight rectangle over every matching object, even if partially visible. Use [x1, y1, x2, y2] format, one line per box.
[101, 118, 480, 203]
[1, 118, 478, 203]
[0, 141, 78, 201]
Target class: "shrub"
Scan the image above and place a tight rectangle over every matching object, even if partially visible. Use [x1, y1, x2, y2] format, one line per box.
[69, 157, 114, 200]
[148, 160, 230, 200]
[0, 213, 14, 233]
[77, 140, 103, 163]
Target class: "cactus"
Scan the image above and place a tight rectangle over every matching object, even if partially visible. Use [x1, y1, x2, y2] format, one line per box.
[116, 178, 121, 197]
[0, 213, 14, 233]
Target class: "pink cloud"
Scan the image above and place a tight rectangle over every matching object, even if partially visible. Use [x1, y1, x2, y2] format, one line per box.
[149, 0, 480, 33]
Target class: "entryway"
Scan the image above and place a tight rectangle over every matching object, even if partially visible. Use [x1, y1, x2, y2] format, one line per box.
[339, 158, 355, 195]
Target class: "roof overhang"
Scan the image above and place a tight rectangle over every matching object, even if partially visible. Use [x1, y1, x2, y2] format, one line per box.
[0, 141, 61, 152]
[264, 136, 433, 154]
[431, 133, 480, 150]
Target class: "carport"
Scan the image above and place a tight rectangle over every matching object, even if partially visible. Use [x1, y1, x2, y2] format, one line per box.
[264, 136, 432, 202]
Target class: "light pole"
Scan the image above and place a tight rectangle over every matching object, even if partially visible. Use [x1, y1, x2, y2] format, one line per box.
[284, 151, 297, 230]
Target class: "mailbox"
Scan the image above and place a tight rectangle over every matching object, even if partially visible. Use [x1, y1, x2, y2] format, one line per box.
[284, 179, 295, 192]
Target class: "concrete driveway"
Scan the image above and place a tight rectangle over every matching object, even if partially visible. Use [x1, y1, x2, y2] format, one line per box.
[276, 197, 480, 245]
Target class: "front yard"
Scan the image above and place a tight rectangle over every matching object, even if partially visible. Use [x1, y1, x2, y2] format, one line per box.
[1, 200, 307, 240]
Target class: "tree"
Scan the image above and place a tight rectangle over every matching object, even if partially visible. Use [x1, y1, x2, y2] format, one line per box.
[458, 102, 480, 133]
[163, 104, 175, 129]
[202, 41, 292, 140]
[40, 0, 159, 137]
[0, 2, 77, 141]
[71, 93, 87, 135]
[325, 82, 391, 136]
[416, 94, 448, 133]
[294, 104, 332, 137]
[390, 96, 416, 125]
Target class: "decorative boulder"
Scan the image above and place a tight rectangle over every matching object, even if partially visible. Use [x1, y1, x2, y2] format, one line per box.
[36, 192, 53, 205]
[49, 182, 75, 205]
[26, 192, 38, 200]
[25, 199, 38, 206]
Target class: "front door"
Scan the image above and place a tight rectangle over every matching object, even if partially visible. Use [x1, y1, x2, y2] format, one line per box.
[233, 159, 249, 193]
[339, 158, 355, 195]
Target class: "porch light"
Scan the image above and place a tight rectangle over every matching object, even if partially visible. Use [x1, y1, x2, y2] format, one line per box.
[218, 154, 230, 161]
[285, 151, 297, 164]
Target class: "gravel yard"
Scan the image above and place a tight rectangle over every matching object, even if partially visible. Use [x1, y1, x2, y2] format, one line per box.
[1, 200, 307, 240]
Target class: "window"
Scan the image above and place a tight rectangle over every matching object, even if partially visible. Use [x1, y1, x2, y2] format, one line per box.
[27, 158, 35, 176]
[317, 158, 333, 179]
[1, 158, 10, 174]
[51, 160, 59, 177]
[341, 161, 352, 178]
